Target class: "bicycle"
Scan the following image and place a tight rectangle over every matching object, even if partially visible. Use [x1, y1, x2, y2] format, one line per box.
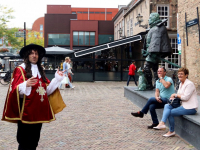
[0, 71, 11, 85]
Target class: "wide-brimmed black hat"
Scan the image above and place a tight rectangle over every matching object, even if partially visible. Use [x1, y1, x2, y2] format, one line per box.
[20, 44, 46, 58]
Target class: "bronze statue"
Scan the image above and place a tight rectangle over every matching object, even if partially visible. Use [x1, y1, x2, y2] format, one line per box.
[142, 13, 172, 89]
[135, 67, 147, 91]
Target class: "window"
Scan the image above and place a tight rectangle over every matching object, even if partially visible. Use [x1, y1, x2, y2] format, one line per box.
[115, 26, 117, 40]
[73, 32, 78, 45]
[48, 34, 70, 45]
[117, 24, 119, 40]
[83, 12, 88, 14]
[40, 32, 43, 37]
[79, 32, 84, 45]
[95, 12, 100, 14]
[130, 19, 133, 36]
[73, 31, 95, 46]
[159, 38, 179, 69]
[34, 32, 37, 38]
[157, 5, 169, 27]
[167, 38, 179, 69]
[101, 12, 105, 14]
[40, 25, 43, 31]
[106, 12, 112, 14]
[85, 32, 89, 45]
[77, 12, 82, 13]
[90, 32, 95, 45]
[72, 12, 76, 14]
[0, 39, 2, 44]
[127, 20, 129, 37]
[89, 12, 94, 14]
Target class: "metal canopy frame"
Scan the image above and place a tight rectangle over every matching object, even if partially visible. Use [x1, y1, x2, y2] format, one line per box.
[74, 35, 142, 57]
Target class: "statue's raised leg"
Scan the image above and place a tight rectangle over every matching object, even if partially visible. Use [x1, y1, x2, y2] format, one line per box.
[144, 62, 154, 90]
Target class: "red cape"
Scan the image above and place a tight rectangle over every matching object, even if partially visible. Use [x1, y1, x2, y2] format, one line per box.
[2, 66, 56, 124]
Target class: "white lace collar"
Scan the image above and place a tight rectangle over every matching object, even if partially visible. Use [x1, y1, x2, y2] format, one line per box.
[19, 63, 41, 79]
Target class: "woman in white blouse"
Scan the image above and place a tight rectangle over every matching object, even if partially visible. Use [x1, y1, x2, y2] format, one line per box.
[153, 67, 198, 137]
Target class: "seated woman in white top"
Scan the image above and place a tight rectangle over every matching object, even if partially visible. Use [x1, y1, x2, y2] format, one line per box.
[153, 67, 198, 137]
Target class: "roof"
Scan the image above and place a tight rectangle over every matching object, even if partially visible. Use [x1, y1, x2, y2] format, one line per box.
[124, 0, 142, 17]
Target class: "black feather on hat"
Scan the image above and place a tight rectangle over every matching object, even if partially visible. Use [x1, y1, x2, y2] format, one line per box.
[19, 44, 46, 58]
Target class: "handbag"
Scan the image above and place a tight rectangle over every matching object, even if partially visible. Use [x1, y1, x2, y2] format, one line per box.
[61, 76, 69, 84]
[168, 98, 181, 108]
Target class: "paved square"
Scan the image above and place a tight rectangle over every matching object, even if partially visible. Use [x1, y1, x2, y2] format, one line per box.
[0, 82, 196, 150]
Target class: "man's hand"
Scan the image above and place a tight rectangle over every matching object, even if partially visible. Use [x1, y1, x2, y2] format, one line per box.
[26, 77, 38, 87]
[57, 69, 65, 76]
[156, 97, 162, 103]
[158, 74, 162, 79]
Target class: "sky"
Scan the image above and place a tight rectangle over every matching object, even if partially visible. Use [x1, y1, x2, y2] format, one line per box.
[1, 0, 131, 29]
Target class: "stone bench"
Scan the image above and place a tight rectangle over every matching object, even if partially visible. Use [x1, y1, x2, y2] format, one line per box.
[124, 86, 200, 149]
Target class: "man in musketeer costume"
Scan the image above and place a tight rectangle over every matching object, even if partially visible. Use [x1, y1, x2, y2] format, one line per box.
[2, 44, 66, 150]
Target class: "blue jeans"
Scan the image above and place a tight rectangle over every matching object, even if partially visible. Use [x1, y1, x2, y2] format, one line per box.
[127, 75, 137, 86]
[161, 104, 196, 132]
[141, 97, 168, 124]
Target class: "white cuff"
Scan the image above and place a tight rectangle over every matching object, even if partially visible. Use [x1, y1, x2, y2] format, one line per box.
[46, 71, 65, 95]
[55, 71, 65, 82]
[19, 81, 32, 96]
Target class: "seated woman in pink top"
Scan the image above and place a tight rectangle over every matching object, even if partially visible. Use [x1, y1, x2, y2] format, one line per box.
[153, 67, 198, 137]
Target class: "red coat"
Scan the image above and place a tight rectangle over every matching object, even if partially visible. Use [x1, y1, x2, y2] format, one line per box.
[2, 66, 55, 124]
[128, 64, 136, 75]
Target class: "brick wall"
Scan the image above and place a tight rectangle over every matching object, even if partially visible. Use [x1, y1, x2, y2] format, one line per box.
[178, 0, 200, 88]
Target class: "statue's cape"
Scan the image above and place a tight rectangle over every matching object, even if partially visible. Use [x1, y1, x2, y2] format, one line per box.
[2, 66, 66, 124]
[147, 25, 172, 58]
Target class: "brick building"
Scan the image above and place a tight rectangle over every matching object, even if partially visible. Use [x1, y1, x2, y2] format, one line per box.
[113, 0, 179, 70]
[32, 17, 44, 38]
[178, 0, 200, 88]
[44, 5, 118, 50]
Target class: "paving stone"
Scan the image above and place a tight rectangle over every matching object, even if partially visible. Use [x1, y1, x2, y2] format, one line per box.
[0, 82, 197, 150]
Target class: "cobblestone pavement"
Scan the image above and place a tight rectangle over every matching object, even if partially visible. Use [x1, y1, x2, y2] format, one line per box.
[0, 82, 196, 150]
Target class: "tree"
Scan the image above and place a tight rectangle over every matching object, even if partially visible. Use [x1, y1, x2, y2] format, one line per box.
[17, 31, 44, 50]
[26, 31, 44, 47]
[0, 5, 21, 50]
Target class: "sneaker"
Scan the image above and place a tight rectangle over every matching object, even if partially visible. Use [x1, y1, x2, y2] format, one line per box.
[131, 111, 144, 118]
[71, 86, 75, 89]
[147, 123, 159, 129]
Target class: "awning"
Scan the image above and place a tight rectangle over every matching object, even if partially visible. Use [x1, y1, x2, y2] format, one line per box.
[0, 52, 20, 59]
[45, 46, 74, 55]
[74, 35, 142, 57]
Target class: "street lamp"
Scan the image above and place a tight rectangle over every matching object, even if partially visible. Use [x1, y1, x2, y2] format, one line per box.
[136, 14, 148, 29]
[118, 28, 126, 38]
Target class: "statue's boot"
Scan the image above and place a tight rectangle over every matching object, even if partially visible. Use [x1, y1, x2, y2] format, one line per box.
[153, 72, 158, 88]
[144, 63, 154, 90]
[144, 70, 154, 90]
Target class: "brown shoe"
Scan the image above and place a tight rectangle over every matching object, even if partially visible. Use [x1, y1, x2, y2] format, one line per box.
[131, 111, 144, 118]
[147, 123, 159, 129]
